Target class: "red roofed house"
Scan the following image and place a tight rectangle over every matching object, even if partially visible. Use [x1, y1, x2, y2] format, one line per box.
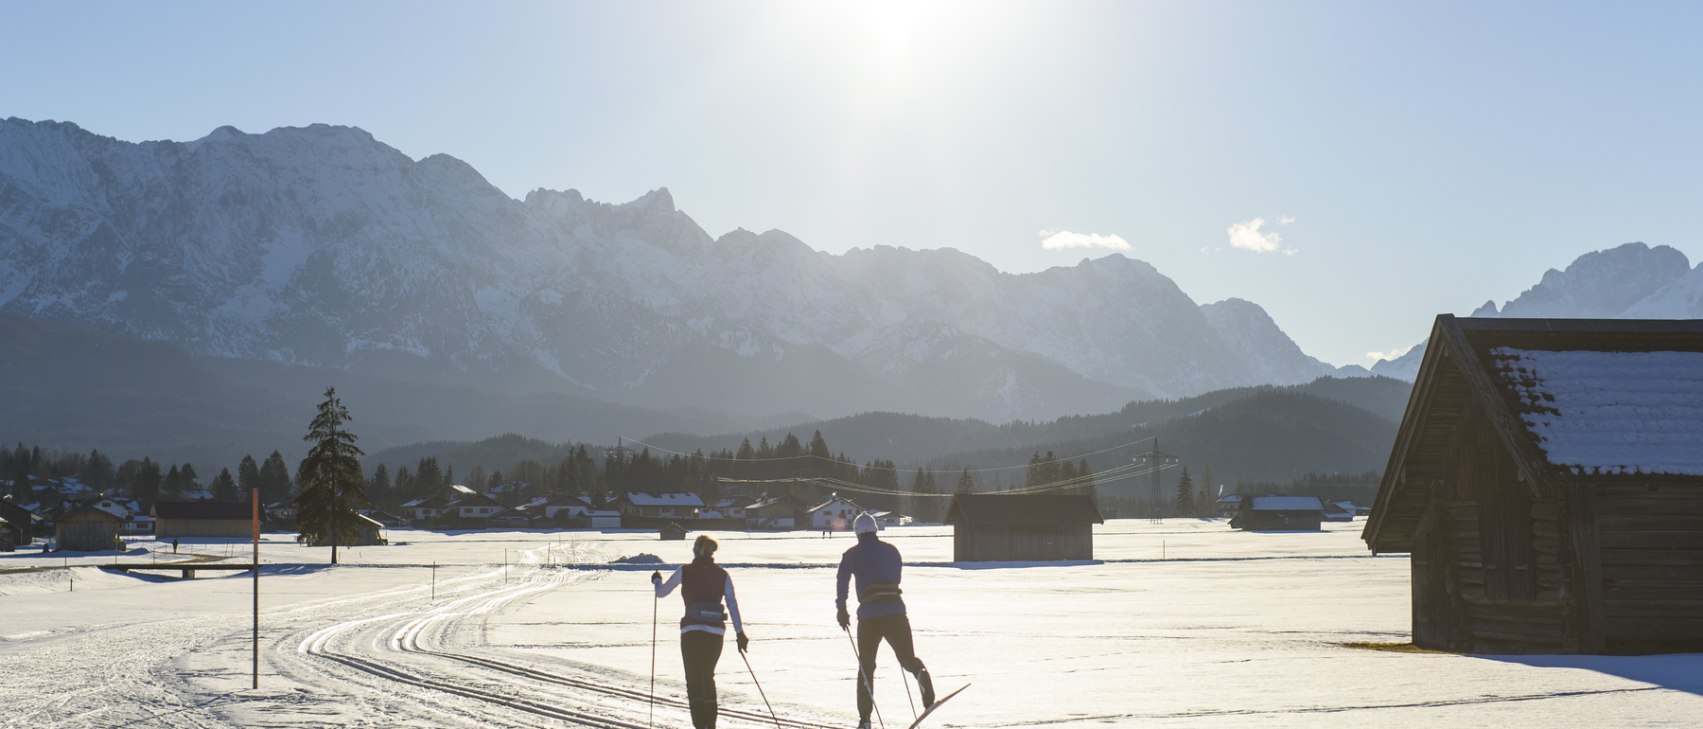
[1365, 316, 1703, 654]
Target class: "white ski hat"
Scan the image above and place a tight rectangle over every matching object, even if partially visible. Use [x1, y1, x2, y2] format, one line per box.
[853, 512, 878, 534]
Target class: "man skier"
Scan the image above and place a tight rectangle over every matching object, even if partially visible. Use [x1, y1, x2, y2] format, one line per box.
[654, 534, 748, 729]
[837, 511, 933, 729]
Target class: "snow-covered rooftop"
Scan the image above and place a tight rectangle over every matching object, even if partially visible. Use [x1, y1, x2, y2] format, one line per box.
[1248, 496, 1324, 511]
[1492, 348, 1703, 476]
[623, 493, 704, 507]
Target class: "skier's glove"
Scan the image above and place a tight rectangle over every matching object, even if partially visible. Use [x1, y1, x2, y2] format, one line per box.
[650, 570, 661, 584]
[837, 608, 851, 630]
[737, 632, 750, 653]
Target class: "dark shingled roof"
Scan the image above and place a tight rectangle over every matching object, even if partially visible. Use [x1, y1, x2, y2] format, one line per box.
[944, 494, 1104, 526]
[152, 501, 254, 520]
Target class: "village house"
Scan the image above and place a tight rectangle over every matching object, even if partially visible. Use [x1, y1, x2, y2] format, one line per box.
[944, 493, 1104, 561]
[1365, 316, 1703, 654]
[1231, 495, 1326, 531]
[807, 495, 864, 531]
[609, 492, 705, 520]
[400, 495, 448, 524]
[745, 492, 811, 530]
[444, 490, 505, 527]
[700, 497, 748, 520]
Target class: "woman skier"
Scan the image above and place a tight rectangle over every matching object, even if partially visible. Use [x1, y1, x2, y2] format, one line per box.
[653, 534, 748, 729]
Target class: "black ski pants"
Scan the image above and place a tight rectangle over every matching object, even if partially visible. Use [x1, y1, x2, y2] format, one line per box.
[681, 630, 724, 728]
[856, 614, 927, 720]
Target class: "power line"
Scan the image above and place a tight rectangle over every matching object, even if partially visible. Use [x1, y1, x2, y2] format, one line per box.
[719, 461, 1176, 498]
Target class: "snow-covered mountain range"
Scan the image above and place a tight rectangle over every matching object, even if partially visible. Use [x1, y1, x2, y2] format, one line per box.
[0, 117, 1352, 424]
[1370, 242, 1702, 379]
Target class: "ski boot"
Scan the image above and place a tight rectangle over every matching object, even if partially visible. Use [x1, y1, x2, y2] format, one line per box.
[917, 668, 935, 709]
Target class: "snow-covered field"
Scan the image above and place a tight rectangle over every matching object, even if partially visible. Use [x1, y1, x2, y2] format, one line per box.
[4, 521, 1701, 728]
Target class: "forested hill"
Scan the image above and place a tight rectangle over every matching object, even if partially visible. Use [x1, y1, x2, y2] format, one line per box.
[641, 376, 1410, 472]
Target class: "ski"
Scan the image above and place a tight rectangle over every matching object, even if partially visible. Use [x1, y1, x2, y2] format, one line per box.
[905, 683, 969, 729]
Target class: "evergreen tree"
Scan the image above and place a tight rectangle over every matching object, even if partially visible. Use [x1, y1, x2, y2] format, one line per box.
[180, 463, 200, 493]
[394, 465, 414, 502]
[369, 464, 392, 509]
[136, 458, 163, 504]
[259, 451, 292, 504]
[164, 464, 183, 498]
[238, 455, 261, 498]
[1197, 464, 1217, 516]
[84, 450, 115, 491]
[414, 457, 443, 499]
[1077, 458, 1095, 500]
[955, 467, 975, 494]
[293, 387, 367, 564]
[1174, 466, 1194, 518]
[212, 468, 238, 501]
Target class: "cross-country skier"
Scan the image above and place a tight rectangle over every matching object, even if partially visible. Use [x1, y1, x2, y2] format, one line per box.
[837, 512, 933, 729]
[653, 534, 748, 729]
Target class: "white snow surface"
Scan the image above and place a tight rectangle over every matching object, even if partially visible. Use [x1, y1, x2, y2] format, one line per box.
[1492, 347, 1703, 476]
[3, 522, 1700, 727]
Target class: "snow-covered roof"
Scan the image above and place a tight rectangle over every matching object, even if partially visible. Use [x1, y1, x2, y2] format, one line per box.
[623, 493, 704, 507]
[1493, 347, 1703, 476]
[1247, 496, 1323, 512]
[807, 496, 860, 513]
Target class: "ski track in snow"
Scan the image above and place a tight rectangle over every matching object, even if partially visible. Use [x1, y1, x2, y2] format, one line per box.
[4, 541, 835, 728]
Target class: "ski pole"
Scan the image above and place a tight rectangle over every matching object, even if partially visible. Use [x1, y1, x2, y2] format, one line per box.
[650, 591, 659, 728]
[845, 627, 886, 729]
[738, 648, 783, 729]
[900, 662, 917, 719]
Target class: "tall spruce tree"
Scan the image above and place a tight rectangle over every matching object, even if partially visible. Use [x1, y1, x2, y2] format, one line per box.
[259, 452, 292, 504]
[293, 387, 367, 564]
[238, 455, 261, 498]
[955, 467, 975, 494]
[212, 468, 238, 501]
[1174, 466, 1194, 518]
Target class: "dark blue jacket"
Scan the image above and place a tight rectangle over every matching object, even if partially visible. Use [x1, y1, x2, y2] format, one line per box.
[837, 532, 907, 619]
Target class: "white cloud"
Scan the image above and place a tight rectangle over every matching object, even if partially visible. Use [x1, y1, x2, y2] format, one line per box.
[1278, 215, 1296, 225]
[1226, 218, 1284, 253]
[1040, 229, 1132, 251]
[1365, 346, 1413, 363]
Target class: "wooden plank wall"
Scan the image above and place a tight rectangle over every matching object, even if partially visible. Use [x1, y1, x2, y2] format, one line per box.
[156, 518, 254, 539]
[58, 521, 119, 551]
[1596, 482, 1703, 652]
[955, 525, 1092, 561]
[1438, 411, 1569, 652]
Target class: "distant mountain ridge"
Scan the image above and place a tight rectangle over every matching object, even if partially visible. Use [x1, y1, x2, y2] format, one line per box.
[0, 117, 1345, 429]
[1370, 242, 1700, 379]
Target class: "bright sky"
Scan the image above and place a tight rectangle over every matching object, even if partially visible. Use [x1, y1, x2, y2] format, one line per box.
[5, 1, 1703, 366]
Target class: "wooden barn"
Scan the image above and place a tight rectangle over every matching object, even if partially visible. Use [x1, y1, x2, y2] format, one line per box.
[1231, 495, 1326, 531]
[55, 505, 124, 551]
[154, 501, 253, 538]
[312, 512, 386, 547]
[660, 522, 689, 541]
[1364, 316, 1703, 654]
[945, 494, 1103, 561]
[0, 514, 13, 551]
[1, 499, 42, 544]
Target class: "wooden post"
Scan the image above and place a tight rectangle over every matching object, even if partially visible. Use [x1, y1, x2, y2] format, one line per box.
[252, 485, 260, 690]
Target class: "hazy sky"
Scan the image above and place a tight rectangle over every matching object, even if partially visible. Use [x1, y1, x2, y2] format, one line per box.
[6, 1, 1703, 366]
